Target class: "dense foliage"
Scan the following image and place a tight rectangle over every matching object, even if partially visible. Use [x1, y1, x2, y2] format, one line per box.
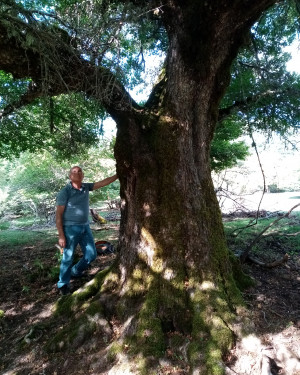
[213, 2, 300, 170]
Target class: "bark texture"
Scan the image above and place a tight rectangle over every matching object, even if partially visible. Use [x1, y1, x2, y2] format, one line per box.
[0, 0, 281, 373]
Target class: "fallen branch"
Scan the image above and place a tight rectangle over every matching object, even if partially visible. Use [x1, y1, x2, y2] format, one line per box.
[240, 203, 300, 262]
[283, 230, 300, 237]
[269, 309, 284, 318]
[247, 253, 289, 268]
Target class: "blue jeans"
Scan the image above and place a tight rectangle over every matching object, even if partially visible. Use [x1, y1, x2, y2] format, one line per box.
[57, 224, 97, 288]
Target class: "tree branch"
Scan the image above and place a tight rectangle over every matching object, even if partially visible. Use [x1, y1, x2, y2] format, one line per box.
[240, 202, 300, 262]
[247, 253, 289, 268]
[218, 87, 300, 122]
[0, 12, 140, 120]
[0, 83, 44, 119]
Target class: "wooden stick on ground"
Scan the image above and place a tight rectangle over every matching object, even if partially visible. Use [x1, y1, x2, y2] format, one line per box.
[240, 203, 300, 263]
[247, 254, 289, 268]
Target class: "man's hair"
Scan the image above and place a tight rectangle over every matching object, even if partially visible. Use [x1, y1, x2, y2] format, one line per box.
[69, 166, 83, 177]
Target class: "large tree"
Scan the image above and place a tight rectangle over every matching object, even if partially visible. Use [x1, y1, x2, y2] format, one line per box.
[0, 1, 299, 373]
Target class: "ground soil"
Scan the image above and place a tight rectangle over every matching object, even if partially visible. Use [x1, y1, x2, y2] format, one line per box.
[0, 220, 300, 375]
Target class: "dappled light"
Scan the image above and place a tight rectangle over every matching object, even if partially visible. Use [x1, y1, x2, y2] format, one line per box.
[1, 209, 300, 374]
[199, 281, 216, 291]
[229, 332, 300, 374]
[163, 268, 176, 281]
[139, 227, 157, 268]
[1, 165, 300, 374]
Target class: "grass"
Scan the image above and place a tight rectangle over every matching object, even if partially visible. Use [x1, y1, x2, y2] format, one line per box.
[0, 226, 58, 249]
[0, 215, 38, 229]
[0, 229, 54, 248]
[1, 211, 299, 267]
[0, 222, 10, 230]
[223, 212, 300, 259]
[93, 226, 119, 244]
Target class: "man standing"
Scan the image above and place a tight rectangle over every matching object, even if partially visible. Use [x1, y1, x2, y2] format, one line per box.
[56, 166, 118, 295]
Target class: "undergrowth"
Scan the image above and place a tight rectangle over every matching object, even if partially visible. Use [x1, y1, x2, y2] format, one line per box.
[223, 212, 300, 259]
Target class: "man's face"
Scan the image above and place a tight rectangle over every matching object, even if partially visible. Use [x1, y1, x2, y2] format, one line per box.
[69, 166, 84, 183]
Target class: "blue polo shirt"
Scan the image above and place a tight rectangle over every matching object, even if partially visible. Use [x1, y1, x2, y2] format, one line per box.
[56, 182, 94, 225]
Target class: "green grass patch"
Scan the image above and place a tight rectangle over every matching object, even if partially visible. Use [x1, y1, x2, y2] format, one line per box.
[92, 227, 119, 243]
[0, 226, 58, 249]
[224, 212, 300, 258]
[0, 215, 38, 229]
[0, 221, 10, 230]
[10, 217, 37, 228]
[0, 229, 46, 248]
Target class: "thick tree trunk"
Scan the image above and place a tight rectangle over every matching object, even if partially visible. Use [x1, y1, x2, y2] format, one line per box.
[97, 3, 278, 373]
[109, 34, 245, 375]
[113, 110, 242, 368]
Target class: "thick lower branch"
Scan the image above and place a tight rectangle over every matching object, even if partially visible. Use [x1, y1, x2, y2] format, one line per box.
[0, 19, 140, 120]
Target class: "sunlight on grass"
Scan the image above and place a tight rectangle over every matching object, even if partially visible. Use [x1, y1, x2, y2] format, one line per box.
[224, 212, 300, 257]
[0, 227, 58, 249]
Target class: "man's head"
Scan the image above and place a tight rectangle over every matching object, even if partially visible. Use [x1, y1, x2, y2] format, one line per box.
[69, 166, 84, 184]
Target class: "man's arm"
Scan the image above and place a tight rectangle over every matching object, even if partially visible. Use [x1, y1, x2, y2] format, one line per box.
[56, 205, 66, 249]
[93, 174, 118, 191]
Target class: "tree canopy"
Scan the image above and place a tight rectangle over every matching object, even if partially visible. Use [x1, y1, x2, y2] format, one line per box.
[1, 0, 299, 165]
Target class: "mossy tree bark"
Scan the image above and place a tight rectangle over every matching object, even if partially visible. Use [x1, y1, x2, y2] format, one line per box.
[103, 3, 276, 373]
[112, 109, 244, 373]
[0, 0, 280, 373]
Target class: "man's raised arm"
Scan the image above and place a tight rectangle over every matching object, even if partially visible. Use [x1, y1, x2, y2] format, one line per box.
[93, 174, 118, 191]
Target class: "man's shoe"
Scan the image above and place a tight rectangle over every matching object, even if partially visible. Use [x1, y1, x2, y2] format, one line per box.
[58, 285, 71, 296]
